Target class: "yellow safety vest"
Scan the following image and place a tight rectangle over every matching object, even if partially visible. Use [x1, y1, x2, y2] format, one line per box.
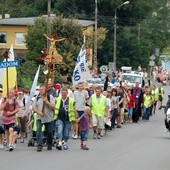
[33, 113, 45, 132]
[91, 94, 106, 117]
[158, 88, 164, 97]
[152, 89, 159, 101]
[144, 94, 152, 108]
[54, 97, 76, 122]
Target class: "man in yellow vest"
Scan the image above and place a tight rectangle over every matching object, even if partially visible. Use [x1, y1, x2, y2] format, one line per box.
[89, 86, 108, 139]
[54, 88, 77, 150]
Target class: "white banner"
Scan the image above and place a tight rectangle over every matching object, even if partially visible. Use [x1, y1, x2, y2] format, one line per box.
[72, 45, 91, 86]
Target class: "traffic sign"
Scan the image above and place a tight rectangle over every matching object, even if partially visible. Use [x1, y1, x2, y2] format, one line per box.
[150, 55, 156, 61]
[149, 60, 155, 66]
[0, 60, 20, 68]
[100, 65, 108, 73]
[108, 62, 115, 70]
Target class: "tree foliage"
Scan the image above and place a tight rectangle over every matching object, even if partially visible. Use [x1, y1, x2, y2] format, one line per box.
[1, 0, 170, 72]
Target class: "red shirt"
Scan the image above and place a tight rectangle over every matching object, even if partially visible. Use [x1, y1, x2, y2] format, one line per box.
[2, 98, 19, 125]
[127, 94, 134, 108]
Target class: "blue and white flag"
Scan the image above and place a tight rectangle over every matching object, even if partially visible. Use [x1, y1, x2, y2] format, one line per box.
[29, 65, 40, 101]
[73, 44, 91, 86]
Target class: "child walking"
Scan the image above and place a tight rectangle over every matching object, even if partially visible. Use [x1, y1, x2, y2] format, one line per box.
[77, 106, 91, 150]
[126, 89, 134, 123]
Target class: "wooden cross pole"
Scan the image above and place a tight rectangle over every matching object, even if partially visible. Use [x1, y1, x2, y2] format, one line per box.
[42, 33, 66, 115]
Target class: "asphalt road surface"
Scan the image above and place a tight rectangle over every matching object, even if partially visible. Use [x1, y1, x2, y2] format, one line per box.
[1, 86, 170, 170]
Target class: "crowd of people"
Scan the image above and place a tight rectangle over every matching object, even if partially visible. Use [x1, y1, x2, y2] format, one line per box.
[0, 77, 165, 152]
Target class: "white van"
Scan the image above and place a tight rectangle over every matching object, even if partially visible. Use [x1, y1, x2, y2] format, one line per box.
[120, 72, 145, 87]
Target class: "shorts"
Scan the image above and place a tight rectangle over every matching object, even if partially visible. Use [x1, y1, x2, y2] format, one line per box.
[153, 101, 157, 107]
[127, 107, 133, 117]
[14, 125, 20, 135]
[77, 111, 84, 118]
[4, 123, 15, 130]
[92, 114, 104, 129]
[80, 130, 89, 141]
[0, 125, 4, 134]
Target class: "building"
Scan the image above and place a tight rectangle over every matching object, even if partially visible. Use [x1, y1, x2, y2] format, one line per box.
[0, 15, 94, 59]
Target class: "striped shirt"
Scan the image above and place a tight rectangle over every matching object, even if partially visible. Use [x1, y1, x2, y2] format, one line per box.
[2, 98, 19, 125]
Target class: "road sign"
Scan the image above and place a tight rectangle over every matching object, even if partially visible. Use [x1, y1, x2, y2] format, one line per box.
[154, 48, 160, 57]
[100, 65, 108, 73]
[108, 62, 115, 70]
[149, 60, 155, 66]
[150, 55, 156, 61]
[0, 60, 20, 68]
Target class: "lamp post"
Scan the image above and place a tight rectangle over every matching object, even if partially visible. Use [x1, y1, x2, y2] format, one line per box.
[113, 1, 130, 70]
[94, 0, 98, 73]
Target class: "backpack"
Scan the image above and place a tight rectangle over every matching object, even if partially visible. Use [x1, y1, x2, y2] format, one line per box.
[36, 94, 50, 103]
[23, 97, 25, 107]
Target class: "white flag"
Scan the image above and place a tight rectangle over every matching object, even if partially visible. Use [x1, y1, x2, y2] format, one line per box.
[29, 65, 40, 101]
[73, 45, 91, 86]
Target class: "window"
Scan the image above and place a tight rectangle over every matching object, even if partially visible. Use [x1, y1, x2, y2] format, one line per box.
[15, 33, 25, 45]
[0, 32, 7, 44]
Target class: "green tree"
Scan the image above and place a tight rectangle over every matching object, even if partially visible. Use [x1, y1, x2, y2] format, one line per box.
[24, 16, 84, 83]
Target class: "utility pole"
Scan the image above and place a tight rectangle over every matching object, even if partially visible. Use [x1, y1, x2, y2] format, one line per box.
[113, 11, 117, 70]
[94, 0, 98, 72]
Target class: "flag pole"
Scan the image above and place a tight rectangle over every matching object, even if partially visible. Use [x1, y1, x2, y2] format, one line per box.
[3, 50, 9, 97]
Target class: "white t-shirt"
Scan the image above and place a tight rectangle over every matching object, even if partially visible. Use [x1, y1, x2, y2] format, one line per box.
[17, 97, 28, 117]
[74, 90, 89, 111]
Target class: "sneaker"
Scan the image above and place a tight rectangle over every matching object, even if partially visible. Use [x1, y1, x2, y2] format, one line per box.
[56, 144, 62, 150]
[116, 125, 122, 128]
[72, 134, 78, 139]
[82, 145, 89, 150]
[0, 144, 4, 149]
[63, 144, 68, 150]
[97, 134, 101, 139]
[47, 145, 52, 151]
[9, 145, 14, 151]
[20, 138, 24, 143]
[34, 142, 38, 147]
[93, 133, 97, 139]
[3, 139, 7, 146]
[37, 146, 42, 152]
[100, 134, 103, 137]
[12, 144, 16, 149]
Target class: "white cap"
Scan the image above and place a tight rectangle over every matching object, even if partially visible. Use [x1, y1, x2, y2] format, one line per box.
[31, 97, 36, 101]
[34, 90, 39, 96]
[36, 86, 40, 90]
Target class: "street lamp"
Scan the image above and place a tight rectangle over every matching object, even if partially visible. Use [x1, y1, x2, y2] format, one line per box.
[113, 1, 130, 70]
[94, 0, 98, 72]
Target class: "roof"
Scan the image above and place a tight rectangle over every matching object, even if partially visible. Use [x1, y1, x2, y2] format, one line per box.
[0, 17, 95, 28]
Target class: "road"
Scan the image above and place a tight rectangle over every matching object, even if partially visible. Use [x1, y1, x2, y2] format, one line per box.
[1, 86, 170, 170]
